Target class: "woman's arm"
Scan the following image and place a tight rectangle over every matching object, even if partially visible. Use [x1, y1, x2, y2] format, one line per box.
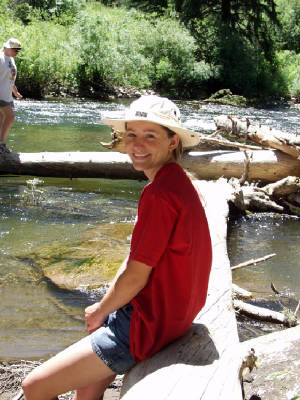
[85, 259, 152, 333]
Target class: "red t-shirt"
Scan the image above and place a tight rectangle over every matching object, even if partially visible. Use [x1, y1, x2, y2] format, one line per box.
[129, 163, 212, 362]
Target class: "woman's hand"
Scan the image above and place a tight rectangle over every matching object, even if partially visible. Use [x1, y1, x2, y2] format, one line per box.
[84, 302, 107, 334]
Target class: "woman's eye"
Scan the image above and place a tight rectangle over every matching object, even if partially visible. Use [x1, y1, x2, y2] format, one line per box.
[126, 132, 135, 138]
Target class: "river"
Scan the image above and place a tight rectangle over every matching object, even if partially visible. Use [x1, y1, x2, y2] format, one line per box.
[0, 98, 299, 360]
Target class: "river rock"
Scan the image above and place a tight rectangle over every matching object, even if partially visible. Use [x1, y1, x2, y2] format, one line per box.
[26, 222, 133, 291]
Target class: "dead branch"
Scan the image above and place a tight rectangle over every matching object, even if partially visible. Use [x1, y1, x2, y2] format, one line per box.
[197, 134, 262, 151]
[233, 299, 298, 327]
[263, 176, 300, 197]
[214, 115, 300, 159]
[231, 253, 276, 271]
[232, 283, 253, 300]
[239, 150, 252, 185]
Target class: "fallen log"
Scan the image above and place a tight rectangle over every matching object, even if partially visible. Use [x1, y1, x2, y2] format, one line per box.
[121, 179, 244, 399]
[241, 325, 300, 400]
[214, 115, 300, 159]
[233, 299, 298, 327]
[1, 149, 299, 182]
[263, 176, 300, 196]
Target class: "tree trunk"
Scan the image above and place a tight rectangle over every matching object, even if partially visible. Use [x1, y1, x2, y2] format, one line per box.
[1, 149, 299, 182]
[214, 115, 300, 159]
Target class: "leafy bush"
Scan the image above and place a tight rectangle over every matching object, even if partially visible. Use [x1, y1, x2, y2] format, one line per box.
[276, 0, 300, 53]
[211, 27, 287, 98]
[74, 6, 213, 97]
[16, 21, 78, 97]
[276, 51, 300, 97]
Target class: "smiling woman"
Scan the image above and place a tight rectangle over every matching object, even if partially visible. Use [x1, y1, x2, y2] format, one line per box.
[21, 95, 212, 400]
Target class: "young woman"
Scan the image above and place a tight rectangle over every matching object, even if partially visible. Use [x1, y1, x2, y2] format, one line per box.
[22, 95, 212, 400]
[0, 37, 23, 154]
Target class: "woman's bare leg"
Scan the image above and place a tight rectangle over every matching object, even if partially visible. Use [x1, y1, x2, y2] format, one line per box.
[74, 375, 116, 400]
[0, 105, 14, 142]
[22, 336, 116, 400]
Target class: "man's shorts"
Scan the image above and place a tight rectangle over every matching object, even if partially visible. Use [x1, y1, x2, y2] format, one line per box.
[0, 100, 14, 108]
[91, 303, 136, 374]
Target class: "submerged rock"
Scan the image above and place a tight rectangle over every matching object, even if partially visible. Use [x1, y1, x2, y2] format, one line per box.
[22, 222, 134, 291]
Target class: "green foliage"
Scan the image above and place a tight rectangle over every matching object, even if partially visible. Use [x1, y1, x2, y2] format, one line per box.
[276, 51, 300, 96]
[16, 21, 78, 97]
[214, 26, 287, 98]
[5, 0, 85, 25]
[276, 0, 300, 53]
[0, 0, 297, 99]
[74, 8, 153, 92]
[74, 6, 211, 97]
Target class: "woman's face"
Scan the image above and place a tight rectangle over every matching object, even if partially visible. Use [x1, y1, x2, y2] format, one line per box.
[125, 121, 179, 181]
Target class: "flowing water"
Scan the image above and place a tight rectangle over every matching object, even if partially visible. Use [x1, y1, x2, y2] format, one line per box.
[0, 98, 299, 360]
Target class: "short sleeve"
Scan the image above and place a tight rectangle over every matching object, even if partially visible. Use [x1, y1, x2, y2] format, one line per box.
[129, 190, 178, 267]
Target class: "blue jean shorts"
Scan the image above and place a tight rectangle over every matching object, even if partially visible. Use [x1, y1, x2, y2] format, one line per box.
[91, 304, 136, 375]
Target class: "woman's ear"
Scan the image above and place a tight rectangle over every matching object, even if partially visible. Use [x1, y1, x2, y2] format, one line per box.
[168, 133, 180, 151]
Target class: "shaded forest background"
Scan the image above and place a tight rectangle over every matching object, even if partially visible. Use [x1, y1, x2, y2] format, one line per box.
[0, 0, 299, 101]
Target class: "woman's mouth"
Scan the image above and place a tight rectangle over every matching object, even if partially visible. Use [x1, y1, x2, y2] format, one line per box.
[133, 153, 150, 159]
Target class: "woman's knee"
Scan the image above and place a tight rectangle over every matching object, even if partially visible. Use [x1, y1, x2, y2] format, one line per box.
[22, 370, 37, 393]
[21, 369, 47, 399]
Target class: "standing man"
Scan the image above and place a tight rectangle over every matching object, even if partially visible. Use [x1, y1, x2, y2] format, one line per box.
[0, 37, 23, 154]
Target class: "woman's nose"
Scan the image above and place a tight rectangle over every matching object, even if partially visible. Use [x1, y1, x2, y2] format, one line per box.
[132, 136, 145, 149]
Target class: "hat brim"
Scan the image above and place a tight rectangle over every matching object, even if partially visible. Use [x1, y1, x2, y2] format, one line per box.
[101, 118, 200, 149]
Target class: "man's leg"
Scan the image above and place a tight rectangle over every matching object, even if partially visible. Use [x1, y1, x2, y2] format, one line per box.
[0, 105, 14, 142]
[22, 336, 116, 400]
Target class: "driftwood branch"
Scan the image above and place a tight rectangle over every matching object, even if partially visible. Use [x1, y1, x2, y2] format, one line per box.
[231, 253, 276, 271]
[214, 115, 300, 159]
[232, 284, 253, 300]
[196, 133, 262, 151]
[263, 176, 300, 196]
[233, 299, 298, 327]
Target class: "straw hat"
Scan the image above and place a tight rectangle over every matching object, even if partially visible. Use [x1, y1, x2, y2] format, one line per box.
[3, 38, 22, 49]
[101, 95, 200, 152]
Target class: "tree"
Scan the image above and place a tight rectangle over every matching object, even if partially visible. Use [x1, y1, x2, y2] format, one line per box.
[173, 0, 279, 61]
[276, 0, 300, 53]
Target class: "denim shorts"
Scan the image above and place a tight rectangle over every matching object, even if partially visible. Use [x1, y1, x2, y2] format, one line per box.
[0, 100, 14, 107]
[91, 304, 136, 375]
